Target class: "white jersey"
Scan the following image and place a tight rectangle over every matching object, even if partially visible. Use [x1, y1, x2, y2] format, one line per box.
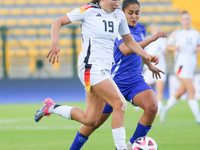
[145, 37, 167, 69]
[167, 28, 200, 66]
[66, 3, 130, 70]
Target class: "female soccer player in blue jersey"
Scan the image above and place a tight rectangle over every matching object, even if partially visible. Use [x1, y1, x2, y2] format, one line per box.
[69, 0, 167, 149]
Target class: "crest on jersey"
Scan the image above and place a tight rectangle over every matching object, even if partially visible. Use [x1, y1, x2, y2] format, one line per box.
[113, 13, 118, 20]
[101, 69, 107, 76]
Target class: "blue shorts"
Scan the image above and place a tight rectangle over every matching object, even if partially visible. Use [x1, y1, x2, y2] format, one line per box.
[103, 80, 152, 113]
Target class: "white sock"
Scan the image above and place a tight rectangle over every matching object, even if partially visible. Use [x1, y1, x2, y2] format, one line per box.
[49, 104, 72, 120]
[112, 127, 126, 150]
[188, 99, 200, 120]
[157, 100, 163, 113]
[165, 96, 178, 112]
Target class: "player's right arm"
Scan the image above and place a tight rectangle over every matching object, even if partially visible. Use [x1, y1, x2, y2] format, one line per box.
[47, 15, 72, 64]
[51, 15, 71, 44]
[47, 5, 88, 64]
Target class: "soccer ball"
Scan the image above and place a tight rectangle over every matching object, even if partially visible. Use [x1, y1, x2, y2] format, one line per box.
[132, 136, 158, 150]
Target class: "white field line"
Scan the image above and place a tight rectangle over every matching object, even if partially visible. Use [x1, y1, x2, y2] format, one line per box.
[0, 118, 32, 124]
[0, 126, 78, 130]
[0, 118, 79, 130]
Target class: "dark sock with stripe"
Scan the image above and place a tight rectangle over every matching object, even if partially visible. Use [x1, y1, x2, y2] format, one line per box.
[69, 131, 88, 150]
[130, 123, 151, 144]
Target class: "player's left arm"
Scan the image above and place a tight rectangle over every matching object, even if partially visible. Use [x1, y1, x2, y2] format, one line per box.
[121, 34, 153, 63]
[142, 57, 165, 79]
[119, 32, 167, 56]
[119, 41, 160, 65]
[138, 32, 167, 48]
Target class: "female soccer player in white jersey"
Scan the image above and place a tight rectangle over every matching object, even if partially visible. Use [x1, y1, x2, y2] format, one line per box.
[160, 11, 200, 124]
[33, 0, 159, 149]
[67, 0, 167, 149]
[143, 24, 167, 115]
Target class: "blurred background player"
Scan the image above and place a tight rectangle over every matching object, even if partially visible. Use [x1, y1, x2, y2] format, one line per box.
[69, 0, 167, 150]
[143, 23, 167, 115]
[160, 10, 200, 124]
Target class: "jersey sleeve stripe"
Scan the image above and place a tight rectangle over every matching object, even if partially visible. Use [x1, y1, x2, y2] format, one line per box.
[79, 5, 92, 14]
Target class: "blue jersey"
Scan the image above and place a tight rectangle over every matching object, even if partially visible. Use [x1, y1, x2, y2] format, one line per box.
[103, 23, 151, 114]
[111, 23, 146, 85]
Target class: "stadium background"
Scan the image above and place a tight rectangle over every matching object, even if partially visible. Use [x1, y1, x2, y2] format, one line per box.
[0, 0, 200, 104]
[1, 1, 200, 149]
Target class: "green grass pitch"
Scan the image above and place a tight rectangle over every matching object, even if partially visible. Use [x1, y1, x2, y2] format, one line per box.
[0, 100, 200, 150]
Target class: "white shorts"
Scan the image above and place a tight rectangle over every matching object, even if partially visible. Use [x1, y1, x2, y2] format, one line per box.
[143, 66, 166, 84]
[78, 63, 111, 92]
[174, 64, 196, 79]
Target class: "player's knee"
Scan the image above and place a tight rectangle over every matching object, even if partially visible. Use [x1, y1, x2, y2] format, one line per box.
[86, 118, 106, 127]
[83, 116, 99, 127]
[150, 103, 158, 115]
[116, 97, 127, 111]
[176, 90, 186, 98]
[145, 102, 158, 115]
[111, 96, 127, 112]
[85, 120, 97, 127]
[92, 120, 103, 129]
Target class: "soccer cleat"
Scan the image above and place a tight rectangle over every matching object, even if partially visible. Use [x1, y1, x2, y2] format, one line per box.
[34, 98, 55, 122]
[126, 141, 132, 150]
[160, 107, 167, 123]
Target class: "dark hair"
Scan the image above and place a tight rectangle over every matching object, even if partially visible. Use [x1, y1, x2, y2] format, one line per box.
[180, 10, 190, 16]
[122, 0, 140, 11]
[90, 0, 99, 3]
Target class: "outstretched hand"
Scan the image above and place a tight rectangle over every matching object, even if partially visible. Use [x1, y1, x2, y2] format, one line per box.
[47, 42, 60, 64]
[153, 32, 168, 41]
[142, 55, 164, 79]
[150, 55, 159, 65]
[147, 63, 165, 79]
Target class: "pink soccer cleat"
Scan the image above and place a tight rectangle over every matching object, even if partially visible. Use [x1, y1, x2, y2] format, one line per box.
[34, 98, 55, 122]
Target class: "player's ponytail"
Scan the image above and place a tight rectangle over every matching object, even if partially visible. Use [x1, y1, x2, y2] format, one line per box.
[90, 0, 100, 4]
